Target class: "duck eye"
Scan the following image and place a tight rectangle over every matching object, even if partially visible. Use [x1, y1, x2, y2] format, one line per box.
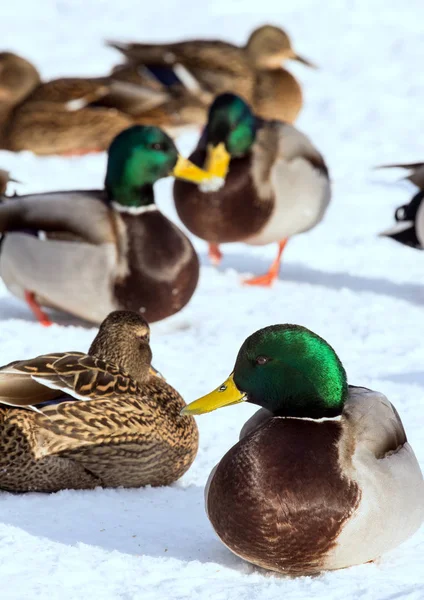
[255, 355, 269, 365]
[151, 142, 166, 151]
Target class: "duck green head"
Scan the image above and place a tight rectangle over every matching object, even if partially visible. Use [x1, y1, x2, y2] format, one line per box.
[105, 125, 219, 211]
[204, 93, 257, 179]
[182, 325, 348, 419]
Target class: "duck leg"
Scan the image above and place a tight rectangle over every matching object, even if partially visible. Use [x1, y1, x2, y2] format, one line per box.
[243, 239, 288, 287]
[208, 243, 223, 266]
[24, 291, 52, 327]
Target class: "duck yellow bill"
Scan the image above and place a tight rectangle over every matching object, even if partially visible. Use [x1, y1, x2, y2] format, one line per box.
[172, 155, 223, 188]
[205, 143, 231, 179]
[180, 373, 245, 416]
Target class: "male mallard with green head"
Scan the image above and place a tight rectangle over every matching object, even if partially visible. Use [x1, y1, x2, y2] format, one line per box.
[0, 125, 219, 325]
[173, 93, 330, 286]
[0, 310, 198, 492]
[182, 325, 424, 575]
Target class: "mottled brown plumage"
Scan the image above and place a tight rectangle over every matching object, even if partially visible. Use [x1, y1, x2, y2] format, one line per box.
[108, 25, 315, 124]
[110, 64, 209, 134]
[0, 310, 198, 492]
[0, 52, 178, 155]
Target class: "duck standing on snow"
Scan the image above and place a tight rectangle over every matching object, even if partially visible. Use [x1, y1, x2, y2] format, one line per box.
[0, 125, 219, 325]
[0, 310, 198, 492]
[378, 162, 424, 248]
[173, 93, 330, 286]
[0, 51, 175, 155]
[108, 25, 315, 125]
[182, 324, 424, 575]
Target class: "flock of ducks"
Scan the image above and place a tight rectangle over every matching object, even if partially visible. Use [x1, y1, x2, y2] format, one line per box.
[0, 24, 423, 578]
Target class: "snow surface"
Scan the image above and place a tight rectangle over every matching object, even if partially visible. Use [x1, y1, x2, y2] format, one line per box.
[1, 0, 424, 598]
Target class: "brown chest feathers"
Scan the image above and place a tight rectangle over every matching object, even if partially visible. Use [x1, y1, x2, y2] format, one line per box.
[173, 149, 273, 243]
[114, 210, 199, 323]
[207, 417, 360, 575]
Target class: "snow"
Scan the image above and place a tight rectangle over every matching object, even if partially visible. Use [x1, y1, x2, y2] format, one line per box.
[1, 0, 424, 598]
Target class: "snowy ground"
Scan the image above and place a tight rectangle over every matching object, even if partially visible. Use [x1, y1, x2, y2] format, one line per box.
[1, 0, 424, 598]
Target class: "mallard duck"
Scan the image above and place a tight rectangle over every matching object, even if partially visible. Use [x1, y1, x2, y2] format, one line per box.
[173, 93, 330, 286]
[108, 24, 315, 124]
[0, 310, 198, 492]
[182, 324, 424, 575]
[0, 51, 173, 155]
[377, 162, 424, 248]
[0, 125, 220, 325]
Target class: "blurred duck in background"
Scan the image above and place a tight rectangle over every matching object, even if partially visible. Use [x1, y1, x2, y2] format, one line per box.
[378, 162, 424, 249]
[0, 125, 220, 325]
[108, 24, 316, 126]
[173, 93, 330, 286]
[0, 51, 202, 155]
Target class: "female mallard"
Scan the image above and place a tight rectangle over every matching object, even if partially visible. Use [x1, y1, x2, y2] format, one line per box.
[0, 52, 171, 155]
[0, 310, 198, 492]
[182, 324, 424, 575]
[110, 63, 209, 136]
[173, 93, 330, 286]
[0, 125, 219, 326]
[108, 25, 315, 124]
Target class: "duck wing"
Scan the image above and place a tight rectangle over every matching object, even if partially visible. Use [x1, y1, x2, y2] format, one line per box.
[0, 190, 114, 245]
[107, 40, 253, 99]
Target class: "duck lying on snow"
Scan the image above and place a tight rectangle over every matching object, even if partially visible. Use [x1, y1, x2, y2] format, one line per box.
[0, 310, 198, 492]
[0, 125, 220, 325]
[183, 324, 424, 575]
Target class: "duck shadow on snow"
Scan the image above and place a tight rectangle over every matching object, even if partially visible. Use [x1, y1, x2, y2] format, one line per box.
[199, 251, 424, 306]
[0, 483, 242, 569]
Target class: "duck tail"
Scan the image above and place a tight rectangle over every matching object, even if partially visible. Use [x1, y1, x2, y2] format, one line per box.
[375, 162, 424, 189]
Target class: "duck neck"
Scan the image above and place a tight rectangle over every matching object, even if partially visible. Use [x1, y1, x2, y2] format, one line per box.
[109, 184, 156, 215]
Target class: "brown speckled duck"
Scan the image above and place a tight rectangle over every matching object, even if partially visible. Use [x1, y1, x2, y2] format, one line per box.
[0, 125, 219, 325]
[0, 310, 198, 492]
[0, 51, 172, 155]
[173, 93, 330, 286]
[108, 24, 315, 125]
[182, 324, 424, 575]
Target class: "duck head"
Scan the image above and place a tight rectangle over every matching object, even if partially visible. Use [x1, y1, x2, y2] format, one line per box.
[245, 25, 316, 70]
[89, 310, 153, 384]
[0, 52, 41, 106]
[105, 125, 222, 212]
[204, 93, 258, 180]
[182, 325, 348, 419]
